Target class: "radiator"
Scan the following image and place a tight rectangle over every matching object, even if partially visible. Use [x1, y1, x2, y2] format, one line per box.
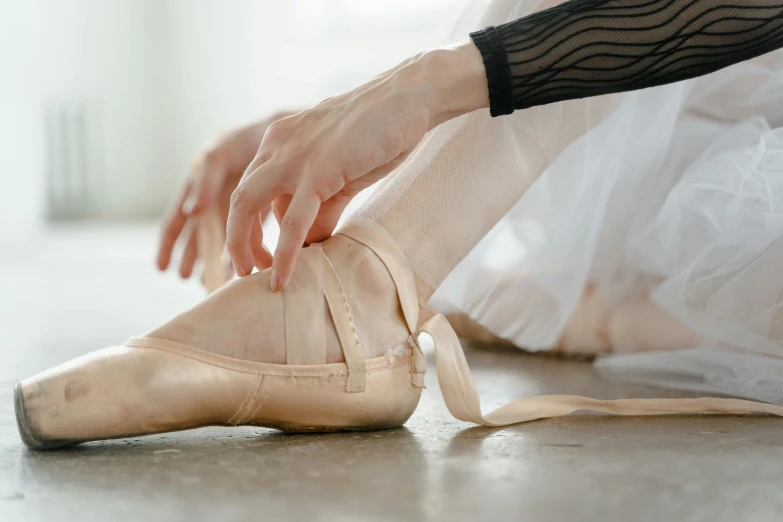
[45, 100, 104, 221]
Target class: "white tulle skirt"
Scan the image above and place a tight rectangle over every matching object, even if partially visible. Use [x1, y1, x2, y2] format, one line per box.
[415, 0, 783, 403]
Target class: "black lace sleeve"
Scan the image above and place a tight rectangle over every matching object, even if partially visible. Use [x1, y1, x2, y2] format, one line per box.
[469, 0, 783, 116]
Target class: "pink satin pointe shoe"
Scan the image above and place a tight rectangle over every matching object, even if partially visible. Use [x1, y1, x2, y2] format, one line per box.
[16, 222, 783, 450]
[14, 227, 427, 450]
[447, 282, 701, 358]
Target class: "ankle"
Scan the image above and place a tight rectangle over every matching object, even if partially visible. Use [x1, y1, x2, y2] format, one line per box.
[323, 235, 410, 360]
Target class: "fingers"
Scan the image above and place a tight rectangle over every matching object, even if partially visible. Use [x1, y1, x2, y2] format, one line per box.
[221, 245, 236, 280]
[179, 224, 199, 279]
[158, 150, 229, 271]
[272, 194, 292, 225]
[271, 188, 321, 291]
[250, 215, 274, 270]
[157, 185, 191, 270]
[273, 193, 343, 244]
[226, 167, 281, 277]
[303, 195, 350, 244]
[185, 157, 226, 216]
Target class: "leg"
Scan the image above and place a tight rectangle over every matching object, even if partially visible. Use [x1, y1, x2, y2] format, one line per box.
[347, 96, 621, 303]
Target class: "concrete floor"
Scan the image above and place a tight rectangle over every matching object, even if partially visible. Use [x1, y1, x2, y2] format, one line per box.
[2, 226, 783, 522]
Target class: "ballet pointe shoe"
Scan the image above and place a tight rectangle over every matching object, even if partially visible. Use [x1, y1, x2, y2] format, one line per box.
[445, 283, 694, 359]
[16, 220, 783, 449]
[444, 285, 609, 359]
[14, 232, 426, 450]
[445, 313, 515, 347]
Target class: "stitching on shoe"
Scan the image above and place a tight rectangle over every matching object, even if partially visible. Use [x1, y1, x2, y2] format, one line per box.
[334, 279, 362, 360]
[228, 374, 263, 425]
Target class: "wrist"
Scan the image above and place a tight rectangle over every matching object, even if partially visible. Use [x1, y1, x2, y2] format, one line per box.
[412, 41, 489, 125]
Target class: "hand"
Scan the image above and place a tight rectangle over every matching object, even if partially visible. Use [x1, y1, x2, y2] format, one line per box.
[227, 41, 488, 291]
[157, 112, 295, 279]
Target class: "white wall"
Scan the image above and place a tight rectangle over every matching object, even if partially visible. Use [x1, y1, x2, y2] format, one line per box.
[40, 0, 171, 219]
[0, 0, 44, 242]
[5, 0, 464, 225]
[159, 0, 460, 206]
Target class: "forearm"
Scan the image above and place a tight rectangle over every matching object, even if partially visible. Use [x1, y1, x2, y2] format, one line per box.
[469, 0, 783, 116]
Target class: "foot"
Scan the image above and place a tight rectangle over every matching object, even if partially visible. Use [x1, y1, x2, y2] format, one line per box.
[15, 233, 424, 449]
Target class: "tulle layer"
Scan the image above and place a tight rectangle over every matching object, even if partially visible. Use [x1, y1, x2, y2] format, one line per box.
[429, 1, 783, 401]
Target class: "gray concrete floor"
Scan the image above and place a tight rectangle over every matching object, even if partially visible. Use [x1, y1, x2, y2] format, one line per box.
[2, 226, 783, 522]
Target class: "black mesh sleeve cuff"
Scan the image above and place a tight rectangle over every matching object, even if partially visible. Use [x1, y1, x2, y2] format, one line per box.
[470, 26, 514, 117]
[469, 1, 783, 119]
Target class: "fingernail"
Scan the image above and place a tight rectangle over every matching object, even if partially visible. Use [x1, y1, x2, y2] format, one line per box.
[183, 195, 197, 215]
[269, 269, 280, 292]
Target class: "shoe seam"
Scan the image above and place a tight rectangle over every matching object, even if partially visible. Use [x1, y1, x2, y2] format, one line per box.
[228, 374, 264, 425]
[408, 335, 427, 389]
[237, 383, 270, 425]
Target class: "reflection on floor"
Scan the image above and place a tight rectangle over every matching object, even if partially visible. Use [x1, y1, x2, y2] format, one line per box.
[1, 225, 782, 522]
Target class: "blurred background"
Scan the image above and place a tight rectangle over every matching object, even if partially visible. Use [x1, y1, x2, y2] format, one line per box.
[0, 0, 465, 378]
